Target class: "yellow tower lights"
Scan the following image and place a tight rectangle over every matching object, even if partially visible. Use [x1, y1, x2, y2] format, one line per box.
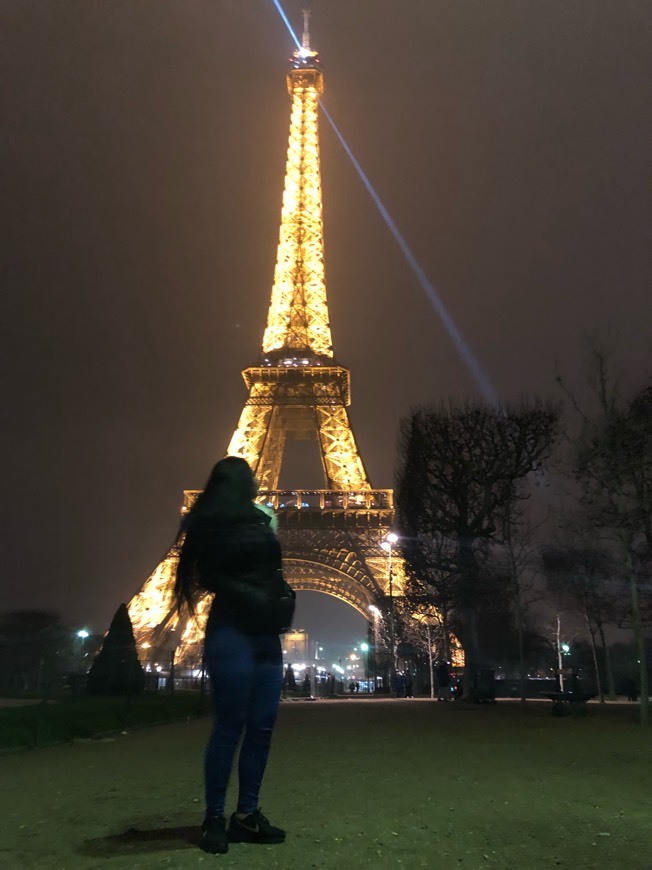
[262, 44, 332, 360]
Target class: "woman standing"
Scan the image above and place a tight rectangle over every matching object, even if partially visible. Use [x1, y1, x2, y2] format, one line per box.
[175, 457, 295, 855]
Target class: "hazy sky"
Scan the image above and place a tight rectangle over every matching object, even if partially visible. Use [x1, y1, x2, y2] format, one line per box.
[1, 1, 649, 642]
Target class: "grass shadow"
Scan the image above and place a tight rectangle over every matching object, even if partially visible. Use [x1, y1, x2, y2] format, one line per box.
[79, 823, 201, 858]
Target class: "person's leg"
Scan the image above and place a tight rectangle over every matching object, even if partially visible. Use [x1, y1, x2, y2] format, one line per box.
[204, 624, 254, 817]
[236, 634, 283, 814]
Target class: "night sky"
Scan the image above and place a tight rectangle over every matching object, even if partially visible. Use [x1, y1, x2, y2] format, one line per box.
[2, 1, 649, 644]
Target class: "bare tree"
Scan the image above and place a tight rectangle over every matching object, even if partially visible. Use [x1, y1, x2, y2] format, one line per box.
[495, 498, 549, 701]
[559, 353, 651, 723]
[542, 544, 619, 701]
[392, 596, 448, 698]
[396, 400, 559, 699]
[397, 531, 458, 662]
[0, 610, 71, 694]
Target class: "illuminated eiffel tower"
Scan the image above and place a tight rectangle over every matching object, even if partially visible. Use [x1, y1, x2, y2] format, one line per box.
[128, 19, 401, 666]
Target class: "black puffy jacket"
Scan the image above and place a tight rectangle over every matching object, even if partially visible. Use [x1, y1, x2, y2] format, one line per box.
[179, 506, 294, 635]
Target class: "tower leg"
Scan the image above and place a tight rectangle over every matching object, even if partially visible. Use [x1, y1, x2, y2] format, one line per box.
[315, 405, 370, 490]
[227, 404, 285, 490]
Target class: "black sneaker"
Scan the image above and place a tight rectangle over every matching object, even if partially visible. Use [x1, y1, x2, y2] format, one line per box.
[200, 813, 228, 854]
[228, 809, 285, 844]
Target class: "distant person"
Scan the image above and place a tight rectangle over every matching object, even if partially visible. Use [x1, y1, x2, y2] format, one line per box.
[436, 662, 451, 702]
[404, 671, 414, 698]
[622, 676, 638, 702]
[394, 671, 405, 698]
[175, 456, 296, 855]
[283, 663, 296, 691]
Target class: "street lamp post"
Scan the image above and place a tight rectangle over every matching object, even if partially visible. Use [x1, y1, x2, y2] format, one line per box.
[76, 629, 90, 673]
[368, 605, 380, 692]
[381, 532, 398, 696]
[360, 642, 370, 692]
[426, 621, 435, 700]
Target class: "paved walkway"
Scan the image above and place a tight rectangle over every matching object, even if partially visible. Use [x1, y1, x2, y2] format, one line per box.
[0, 698, 49, 709]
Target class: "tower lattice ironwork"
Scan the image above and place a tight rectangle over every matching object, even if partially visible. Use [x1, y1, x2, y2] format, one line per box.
[126, 23, 437, 669]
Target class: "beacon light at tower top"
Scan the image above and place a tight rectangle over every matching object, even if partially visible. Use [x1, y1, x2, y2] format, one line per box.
[295, 9, 318, 63]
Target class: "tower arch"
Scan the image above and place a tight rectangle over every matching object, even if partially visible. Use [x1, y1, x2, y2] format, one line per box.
[282, 559, 376, 618]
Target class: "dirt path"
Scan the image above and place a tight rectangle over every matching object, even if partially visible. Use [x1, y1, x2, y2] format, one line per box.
[0, 700, 650, 869]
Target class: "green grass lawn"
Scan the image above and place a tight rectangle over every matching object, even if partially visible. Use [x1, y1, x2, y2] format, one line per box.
[0, 699, 650, 869]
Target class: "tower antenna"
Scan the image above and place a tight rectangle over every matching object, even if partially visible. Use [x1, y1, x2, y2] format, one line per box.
[302, 9, 311, 51]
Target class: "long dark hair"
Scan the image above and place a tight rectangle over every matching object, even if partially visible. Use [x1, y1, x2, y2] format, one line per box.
[174, 456, 258, 613]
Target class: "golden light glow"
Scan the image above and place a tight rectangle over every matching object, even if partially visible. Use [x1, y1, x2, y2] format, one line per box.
[410, 607, 463, 666]
[226, 402, 275, 486]
[450, 637, 465, 668]
[262, 64, 332, 357]
[128, 549, 178, 633]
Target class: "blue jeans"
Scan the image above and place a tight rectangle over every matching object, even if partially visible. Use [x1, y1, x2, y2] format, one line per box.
[204, 623, 283, 816]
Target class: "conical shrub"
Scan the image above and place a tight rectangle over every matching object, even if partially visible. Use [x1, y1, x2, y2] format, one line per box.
[87, 603, 145, 695]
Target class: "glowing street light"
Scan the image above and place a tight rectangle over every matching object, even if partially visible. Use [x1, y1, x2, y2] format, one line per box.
[381, 532, 399, 696]
[75, 629, 90, 673]
[368, 605, 381, 692]
[359, 642, 370, 692]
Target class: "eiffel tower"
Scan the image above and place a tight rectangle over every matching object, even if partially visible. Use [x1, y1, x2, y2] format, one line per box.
[127, 18, 400, 666]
